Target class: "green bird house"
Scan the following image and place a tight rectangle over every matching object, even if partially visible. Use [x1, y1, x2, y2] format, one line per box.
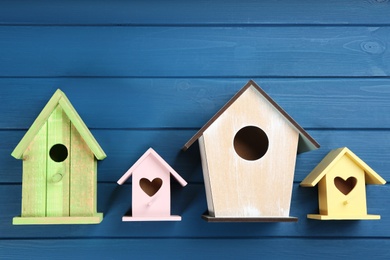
[12, 89, 106, 225]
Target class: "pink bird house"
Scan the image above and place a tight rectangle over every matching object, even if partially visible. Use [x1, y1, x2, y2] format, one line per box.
[117, 148, 187, 221]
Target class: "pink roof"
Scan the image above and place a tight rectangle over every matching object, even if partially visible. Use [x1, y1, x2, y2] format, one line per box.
[117, 148, 187, 187]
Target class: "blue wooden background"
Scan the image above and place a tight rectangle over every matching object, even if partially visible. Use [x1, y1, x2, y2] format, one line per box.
[1, 1, 390, 259]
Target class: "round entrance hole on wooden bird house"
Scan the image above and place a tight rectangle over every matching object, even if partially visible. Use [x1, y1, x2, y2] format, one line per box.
[233, 126, 269, 161]
[49, 144, 68, 162]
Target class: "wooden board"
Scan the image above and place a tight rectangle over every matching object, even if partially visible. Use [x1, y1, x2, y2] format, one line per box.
[69, 124, 97, 217]
[122, 216, 182, 222]
[20, 123, 47, 218]
[13, 214, 103, 225]
[0, 1, 389, 25]
[201, 215, 298, 223]
[2, 78, 390, 129]
[3, 129, 390, 183]
[1, 183, 389, 238]
[0, 27, 388, 77]
[2, 0, 390, 258]
[1, 238, 390, 259]
[46, 105, 71, 217]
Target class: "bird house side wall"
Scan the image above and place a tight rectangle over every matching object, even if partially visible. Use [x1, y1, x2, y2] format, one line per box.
[318, 179, 328, 216]
[21, 123, 48, 217]
[198, 136, 215, 216]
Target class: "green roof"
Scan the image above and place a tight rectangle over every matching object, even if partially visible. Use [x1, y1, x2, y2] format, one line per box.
[12, 89, 106, 160]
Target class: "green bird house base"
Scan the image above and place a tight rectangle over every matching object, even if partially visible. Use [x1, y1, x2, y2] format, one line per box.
[13, 213, 103, 225]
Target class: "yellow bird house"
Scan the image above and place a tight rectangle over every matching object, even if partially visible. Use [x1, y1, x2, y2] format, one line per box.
[300, 147, 386, 220]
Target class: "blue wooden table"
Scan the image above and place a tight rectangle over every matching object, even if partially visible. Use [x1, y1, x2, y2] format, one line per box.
[1, 1, 389, 259]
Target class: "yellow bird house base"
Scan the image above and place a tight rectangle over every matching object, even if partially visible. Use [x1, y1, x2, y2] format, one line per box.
[300, 147, 386, 220]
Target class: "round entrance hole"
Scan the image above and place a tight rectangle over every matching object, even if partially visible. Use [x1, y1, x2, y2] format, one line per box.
[233, 126, 269, 161]
[49, 144, 68, 162]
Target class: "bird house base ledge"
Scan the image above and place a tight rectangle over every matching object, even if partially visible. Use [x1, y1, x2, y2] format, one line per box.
[201, 214, 298, 222]
[307, 214, 381, 220]
[122, 215, 182, 221]
[13, 213, 103, 225]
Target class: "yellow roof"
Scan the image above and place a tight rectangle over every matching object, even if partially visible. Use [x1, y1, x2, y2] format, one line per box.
[300, 147, 386, 187]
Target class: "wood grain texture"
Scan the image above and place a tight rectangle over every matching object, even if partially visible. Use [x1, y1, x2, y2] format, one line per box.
[0, 27, 388, 77]
[2, 129, 390, 183]
[57, 93, 106, 160]
[1, 1, 390, 258]
[0, 238, 389, 259]
[183, 80, 319, 152]
[1, 78, 390, 129]
[0, 0, 389, 25]
[13, 214, 103, 225]
[200, 86, 300, 217]
[20, 124, 47, 218]
[46, 105, 71, 217]
[69, 124, 97, 217]
[0, 183, 389, 238]
[201, 215, 298, 222]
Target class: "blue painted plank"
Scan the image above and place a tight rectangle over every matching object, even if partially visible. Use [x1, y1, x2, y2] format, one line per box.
[1, 183, 388, 238]
[1, 78, 390, 129]
[1, 238, 390, 259]
[0, 0, 389, 25]
[0, 27, 388, 77]
[1, 1, 388, 259]
[2, 129, 390, 183]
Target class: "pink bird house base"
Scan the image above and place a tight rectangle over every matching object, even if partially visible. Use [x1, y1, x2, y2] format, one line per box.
[117, 148, 187, 221]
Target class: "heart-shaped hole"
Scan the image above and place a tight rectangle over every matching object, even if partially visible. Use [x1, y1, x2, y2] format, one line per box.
[139, 178, 163, 197]
[334, 176, 357, 195]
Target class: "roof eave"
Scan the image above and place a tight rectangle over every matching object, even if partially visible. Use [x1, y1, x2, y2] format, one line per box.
[344, 150, 386, 185]
[183, 80, 320, 153]
[300, 147, 386, 187]
[118, 148, 187, 187]
[11, 90, 63, 159]
[11, 89, 106, 160]
[58, 96, 106, 160]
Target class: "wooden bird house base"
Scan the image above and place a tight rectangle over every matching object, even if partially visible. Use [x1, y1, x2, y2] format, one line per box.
[12, 213, 103, 225]
[201, 214, 298, 223]
[122, 215, 182, 222]
[307, 214, 380, 220]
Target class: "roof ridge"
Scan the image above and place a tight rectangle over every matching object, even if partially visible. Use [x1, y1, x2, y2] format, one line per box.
[118, 148, 187, 186]
[300, 147, 386, 186]
[11, 89, 106, 160]
[182, 80, 319, 153]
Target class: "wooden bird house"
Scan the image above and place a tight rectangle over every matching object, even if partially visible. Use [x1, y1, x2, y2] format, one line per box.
[117, 148, 187, 221]
[12, 89, 106, 225]
[183, 80, 319, 222]
[300, 147, 386, 220]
